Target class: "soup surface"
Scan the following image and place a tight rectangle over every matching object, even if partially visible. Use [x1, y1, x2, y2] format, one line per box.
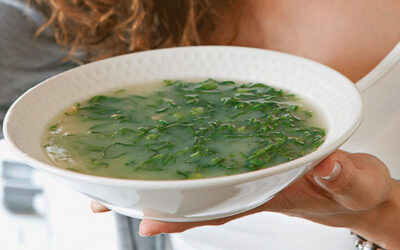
[43, 79, 325, 180]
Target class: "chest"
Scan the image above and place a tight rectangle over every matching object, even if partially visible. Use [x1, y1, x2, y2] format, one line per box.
[228, 0, 400, 82]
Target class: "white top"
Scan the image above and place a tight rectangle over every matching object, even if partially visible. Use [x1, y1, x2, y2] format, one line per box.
[170, 41, 400, 250]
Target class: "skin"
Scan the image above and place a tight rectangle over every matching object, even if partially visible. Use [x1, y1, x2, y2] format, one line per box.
[92, 0, 400, 248]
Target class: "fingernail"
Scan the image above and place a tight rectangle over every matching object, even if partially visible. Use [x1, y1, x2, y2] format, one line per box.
[139, 225, 159, 237]
[320, 161, 341, 181]
[91, 201, 105, 213]
[139, 224, 149, 237]
[139, 230, 159, 237]
[139, 231, 151, 237]
[139, 227, 149, 237]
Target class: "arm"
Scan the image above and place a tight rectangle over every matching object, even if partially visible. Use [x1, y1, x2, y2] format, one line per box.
[351, 180, 400, 249]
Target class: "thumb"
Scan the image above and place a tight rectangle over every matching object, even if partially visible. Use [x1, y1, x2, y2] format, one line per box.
[312, 151, 389, 211]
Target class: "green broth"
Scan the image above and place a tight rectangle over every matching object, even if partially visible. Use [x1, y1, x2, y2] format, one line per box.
[43, 79, 326, 180]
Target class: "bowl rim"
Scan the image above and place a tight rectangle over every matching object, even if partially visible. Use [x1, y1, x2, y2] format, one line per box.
[3, 45, 364, 189]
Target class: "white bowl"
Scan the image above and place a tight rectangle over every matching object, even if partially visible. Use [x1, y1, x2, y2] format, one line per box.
[3, 46, 363, 222]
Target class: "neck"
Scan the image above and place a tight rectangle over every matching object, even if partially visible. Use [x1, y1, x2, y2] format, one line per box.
[208, 0, 400, 82]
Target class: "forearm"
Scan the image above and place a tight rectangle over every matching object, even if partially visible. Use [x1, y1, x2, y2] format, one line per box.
[352, 180, 400, 249]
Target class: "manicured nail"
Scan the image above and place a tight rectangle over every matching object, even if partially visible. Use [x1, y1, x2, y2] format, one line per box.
[320, 161, 341, 181]
[91, 201, 107, 213]
[139, 231, 151, 237]
[139, 224, 159, 237]
[139, 227, 149, 237]
[139, 230, 159, 237]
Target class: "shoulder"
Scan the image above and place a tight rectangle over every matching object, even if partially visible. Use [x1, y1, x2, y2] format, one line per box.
[0, 0, 71, 70]
[0, 0, 48, 40]
[0, 0, 45, 47]
[0, 0, 47, 26]
[0, 0, 75, 107]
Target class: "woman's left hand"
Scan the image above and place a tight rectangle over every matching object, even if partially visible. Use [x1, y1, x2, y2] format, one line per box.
[91, 150, 399, 248]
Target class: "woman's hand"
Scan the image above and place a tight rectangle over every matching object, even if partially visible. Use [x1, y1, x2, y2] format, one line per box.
[91, 150, 400, 249]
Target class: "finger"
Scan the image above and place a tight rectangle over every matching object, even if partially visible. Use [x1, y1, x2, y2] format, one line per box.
[90, 200, 111, 213]
[139, 218, 228, 237]
[312, 151, 391, 210]
[261, 171, 344, 217]
[139, 206, 265, 236]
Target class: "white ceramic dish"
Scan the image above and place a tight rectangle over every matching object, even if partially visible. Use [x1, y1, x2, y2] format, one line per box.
[3, 46, 363, 222]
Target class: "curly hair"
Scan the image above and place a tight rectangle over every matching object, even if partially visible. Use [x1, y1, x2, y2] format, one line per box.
[35, 0, 233, 62]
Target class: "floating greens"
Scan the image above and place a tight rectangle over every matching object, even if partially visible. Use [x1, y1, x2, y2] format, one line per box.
[43, 79, 325, 180]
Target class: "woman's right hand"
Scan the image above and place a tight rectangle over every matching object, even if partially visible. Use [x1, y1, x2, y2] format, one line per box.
[139, 151, 400, 249]
[92, 150, 400, 249]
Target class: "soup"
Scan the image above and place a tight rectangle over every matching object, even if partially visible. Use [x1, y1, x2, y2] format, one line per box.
[43, 79, 325, 180]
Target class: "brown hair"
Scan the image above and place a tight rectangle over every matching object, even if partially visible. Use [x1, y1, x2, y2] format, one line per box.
[35, 0, 231, 62]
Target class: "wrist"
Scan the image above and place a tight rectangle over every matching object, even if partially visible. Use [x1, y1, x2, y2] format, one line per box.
[351, 179, 400, 249]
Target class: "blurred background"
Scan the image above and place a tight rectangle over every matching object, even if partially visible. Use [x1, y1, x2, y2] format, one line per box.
[0, 139, 119, 250]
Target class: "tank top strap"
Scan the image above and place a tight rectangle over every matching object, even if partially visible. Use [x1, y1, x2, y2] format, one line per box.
[356, 41, 400, 92]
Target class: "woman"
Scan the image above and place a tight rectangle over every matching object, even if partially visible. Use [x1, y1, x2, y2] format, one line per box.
[3, 0, 400, 249]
